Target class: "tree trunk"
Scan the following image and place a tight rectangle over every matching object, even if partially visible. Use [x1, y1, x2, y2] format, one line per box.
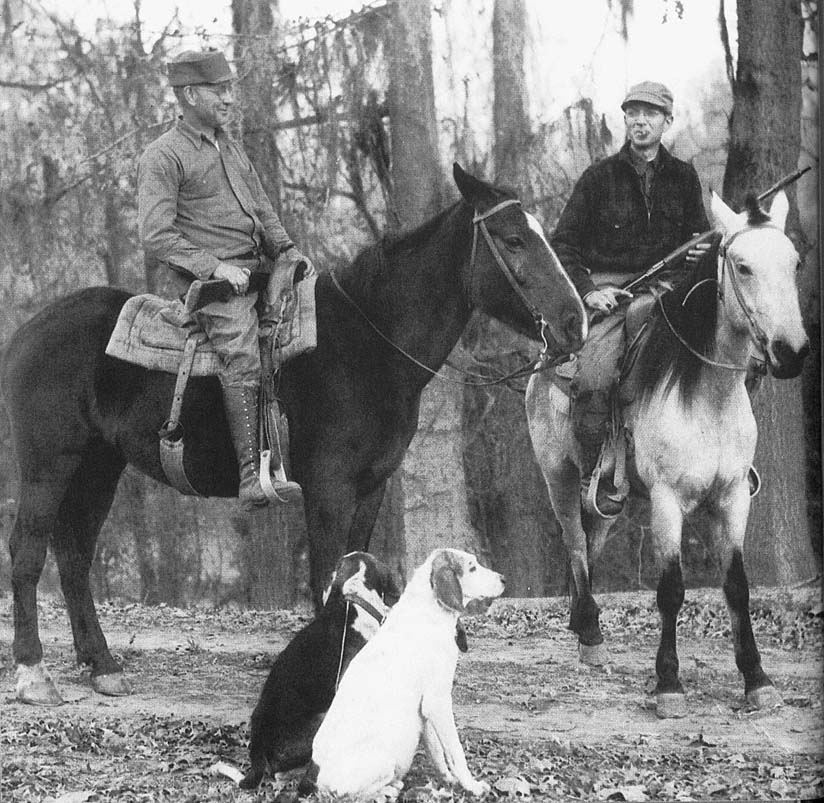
[383, 0, 479, 580]
[458, 0, 565, 595]
[722, 0, 817, 584]
[230, 0, 309, 603]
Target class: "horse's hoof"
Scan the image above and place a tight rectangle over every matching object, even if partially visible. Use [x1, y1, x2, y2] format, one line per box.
[15, 664, 64, 707]
[746, 684, 782, 710]
[578, 642, 609, 666]
[656, 692, 687, 718]
[17, 679, 65, 706]
[92, 672, 131, 697]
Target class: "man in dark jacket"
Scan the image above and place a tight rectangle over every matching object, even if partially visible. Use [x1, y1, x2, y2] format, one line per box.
[551, 81, 710, 516]
[138, 50, 309, 508]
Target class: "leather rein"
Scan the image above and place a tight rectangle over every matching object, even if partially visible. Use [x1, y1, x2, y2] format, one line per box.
[328, 199, 564, 388]
[657, 224, 778, 372]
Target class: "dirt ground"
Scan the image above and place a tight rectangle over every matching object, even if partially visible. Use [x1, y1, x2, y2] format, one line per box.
[1, 587, 822, 802]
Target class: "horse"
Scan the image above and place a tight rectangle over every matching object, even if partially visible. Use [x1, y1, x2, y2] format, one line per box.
[525, 189, 809, 718]
[1, 163, 586, 705]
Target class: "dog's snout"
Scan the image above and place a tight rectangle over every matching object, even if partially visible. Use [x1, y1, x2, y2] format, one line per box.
[499, 574, 506, 588]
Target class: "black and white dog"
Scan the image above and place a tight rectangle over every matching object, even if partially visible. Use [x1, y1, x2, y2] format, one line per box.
[240, 551, 402, 790]
[298, 548, 505, 800]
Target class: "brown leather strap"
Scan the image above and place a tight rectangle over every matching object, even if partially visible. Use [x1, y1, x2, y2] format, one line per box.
[158, 334, 202, 496]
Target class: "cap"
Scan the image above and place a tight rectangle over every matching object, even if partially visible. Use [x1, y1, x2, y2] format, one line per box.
[621, 81, 673, 114]
[167, 51, 232, 87]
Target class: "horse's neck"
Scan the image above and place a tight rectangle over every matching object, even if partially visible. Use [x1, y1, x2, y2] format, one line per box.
[349, 205, 473, 376]
[697, 299, 754, 401]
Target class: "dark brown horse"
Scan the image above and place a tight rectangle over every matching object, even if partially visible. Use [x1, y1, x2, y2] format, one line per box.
[2, 164, 586, 705]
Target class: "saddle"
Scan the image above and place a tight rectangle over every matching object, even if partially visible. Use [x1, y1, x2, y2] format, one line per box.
[551, 294, 658, 516]
[105, 268, 318, 497]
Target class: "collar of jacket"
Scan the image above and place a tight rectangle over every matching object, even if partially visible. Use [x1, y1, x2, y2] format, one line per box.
[617, 140, 672, 172]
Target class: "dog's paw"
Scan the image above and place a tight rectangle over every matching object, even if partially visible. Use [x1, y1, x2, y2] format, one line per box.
[462, 779, 490, 796]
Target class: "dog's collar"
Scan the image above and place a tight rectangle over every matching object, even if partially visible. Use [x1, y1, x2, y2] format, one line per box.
[343, 592, 388, 624]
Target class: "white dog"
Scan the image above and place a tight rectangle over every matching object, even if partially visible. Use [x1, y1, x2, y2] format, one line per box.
[298, 548, 505, 801]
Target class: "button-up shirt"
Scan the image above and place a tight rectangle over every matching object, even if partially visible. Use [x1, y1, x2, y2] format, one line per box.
[138, 117, 293, 280]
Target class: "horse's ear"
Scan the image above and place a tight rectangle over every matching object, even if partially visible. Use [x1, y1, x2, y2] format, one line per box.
[453, 162, 496, 209]
[768, 190, 789, 230]
[710, 191, 739, 235]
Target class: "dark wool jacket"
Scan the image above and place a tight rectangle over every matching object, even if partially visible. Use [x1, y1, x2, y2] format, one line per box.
[551, 142, 709, 298]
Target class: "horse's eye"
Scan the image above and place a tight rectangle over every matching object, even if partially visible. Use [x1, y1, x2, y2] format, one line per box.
[469, 565, 477, 573]
[504, 236, 524, 250]
[737, 263, 752, 276]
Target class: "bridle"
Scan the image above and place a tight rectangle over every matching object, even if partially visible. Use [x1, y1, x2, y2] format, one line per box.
[468, 199, 552, 352]
[329, 199, 566, 388]
[717, 224, 779, 355]
[658, 224, 779, 372]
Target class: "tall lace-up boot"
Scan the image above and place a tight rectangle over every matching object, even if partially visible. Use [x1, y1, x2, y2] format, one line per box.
[221, 383, 270, 508]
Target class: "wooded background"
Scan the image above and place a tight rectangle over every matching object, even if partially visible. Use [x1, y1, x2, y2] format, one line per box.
[0, 0, 819, 608]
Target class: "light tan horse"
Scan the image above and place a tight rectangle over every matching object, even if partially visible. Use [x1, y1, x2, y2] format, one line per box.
[526, 190, 809, 718]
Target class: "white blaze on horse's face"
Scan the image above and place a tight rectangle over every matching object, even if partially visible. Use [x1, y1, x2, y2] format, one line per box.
[710, 190, 809, 378]
[525, 212, 589, 343]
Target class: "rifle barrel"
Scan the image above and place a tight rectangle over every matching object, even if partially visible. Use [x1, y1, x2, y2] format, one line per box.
[619, 165, 814, 293]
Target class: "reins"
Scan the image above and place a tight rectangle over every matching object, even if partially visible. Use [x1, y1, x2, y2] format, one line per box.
[328, 199, 566, 388]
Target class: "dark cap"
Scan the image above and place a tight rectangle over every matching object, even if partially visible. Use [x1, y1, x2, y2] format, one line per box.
[621, 81, 673, 114]
[167, 51, 232, 87]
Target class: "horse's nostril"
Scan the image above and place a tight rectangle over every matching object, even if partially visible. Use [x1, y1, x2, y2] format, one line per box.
[773, 337, 810, 365]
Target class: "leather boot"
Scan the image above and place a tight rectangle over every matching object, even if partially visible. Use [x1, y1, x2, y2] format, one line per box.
[221, 384, 270, 508]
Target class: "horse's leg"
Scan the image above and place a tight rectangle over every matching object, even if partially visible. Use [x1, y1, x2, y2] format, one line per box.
[525, 379, 606, 664]
[51, 442, 129, 696]
[10, 454, 81, 706]
[710, 490, 781, 710]
[346, 482, 388, 554]
[548, 458, 607, 664]
[302, 470, 359, 609]
[649, 486, 687, 718]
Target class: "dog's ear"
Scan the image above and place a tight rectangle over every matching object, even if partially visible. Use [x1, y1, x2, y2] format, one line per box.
[430, 551, 464, 612]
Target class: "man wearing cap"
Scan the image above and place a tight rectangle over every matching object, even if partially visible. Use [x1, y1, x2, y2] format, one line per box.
[551, 80, 710, 517]
[138, 50, 309, 508]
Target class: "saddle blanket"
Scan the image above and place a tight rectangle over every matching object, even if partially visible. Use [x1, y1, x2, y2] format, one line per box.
[105, 272, 318, 376]
[106, 295, 221, 376]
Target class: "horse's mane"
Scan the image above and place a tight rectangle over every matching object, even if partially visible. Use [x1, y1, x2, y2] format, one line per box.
[631, 234, 723, 405]
[345, 201, 465, 296]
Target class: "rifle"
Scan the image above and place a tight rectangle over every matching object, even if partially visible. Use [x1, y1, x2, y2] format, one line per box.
[620, 165, 812, 293]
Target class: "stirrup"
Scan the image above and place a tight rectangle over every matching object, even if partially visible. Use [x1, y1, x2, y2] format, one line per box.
[582, 474, 626, 519]
[748, 465, 761, 498]
[259, 450, 303, 504]
[582, 436, 627, 520]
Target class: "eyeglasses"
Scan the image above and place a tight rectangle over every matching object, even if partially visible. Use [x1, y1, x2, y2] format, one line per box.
[624, 106, 667, 121]
[190, 82, 234, 98]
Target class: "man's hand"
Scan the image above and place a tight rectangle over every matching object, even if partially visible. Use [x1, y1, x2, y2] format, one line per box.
[212, 262, 251, 295]
[583, 286, 633, 315]
[685, 233, 712, 266]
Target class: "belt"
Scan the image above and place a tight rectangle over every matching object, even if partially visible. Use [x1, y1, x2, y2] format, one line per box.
[228, 249, 261, 261]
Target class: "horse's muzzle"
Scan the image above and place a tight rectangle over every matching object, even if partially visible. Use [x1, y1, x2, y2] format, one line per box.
[768, 337, 810, 379]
